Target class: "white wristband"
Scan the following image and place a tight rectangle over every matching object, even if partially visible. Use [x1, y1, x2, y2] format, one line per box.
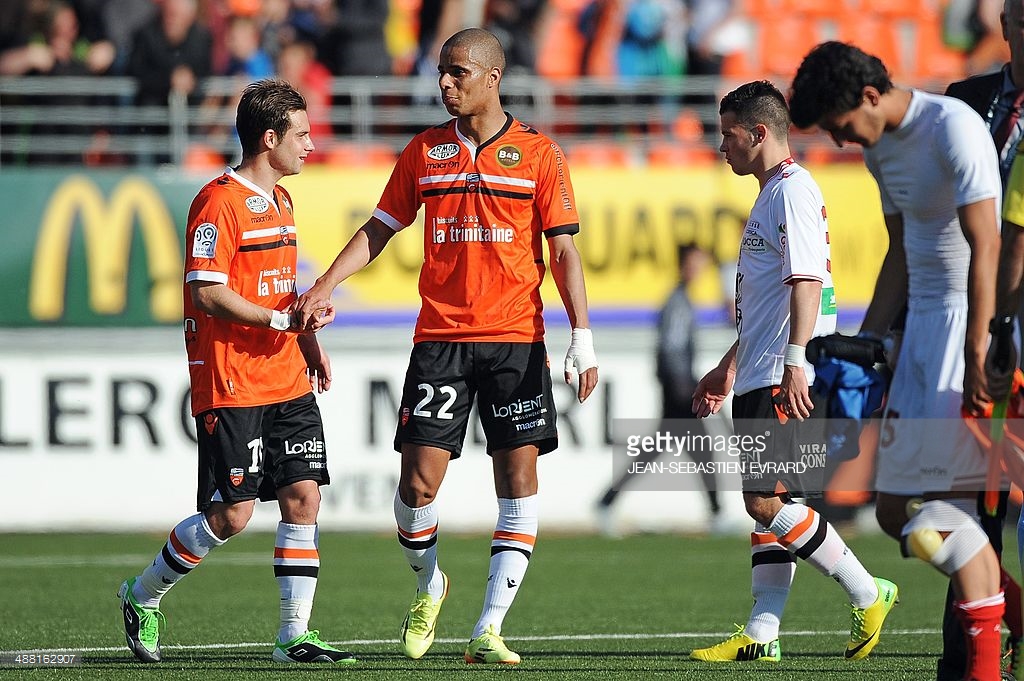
[269, 310, 292, 331]
[783, 343, 806, 367]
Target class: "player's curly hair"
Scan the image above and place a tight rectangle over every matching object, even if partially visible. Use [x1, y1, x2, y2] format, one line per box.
[789, 41, 892, 130]
[719, 80, 790, 140]
[236, 78, 307, 159]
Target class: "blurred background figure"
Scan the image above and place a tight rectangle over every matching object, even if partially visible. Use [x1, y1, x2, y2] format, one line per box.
[483, 0, 546, 75]
[276, 39, 333, 143]
[128, 0, 212, 108]
[616, 0, 685, 78]
[318, 0, 392, 76]
[224, 13, 273, 78]
[596, 243, 723, 535]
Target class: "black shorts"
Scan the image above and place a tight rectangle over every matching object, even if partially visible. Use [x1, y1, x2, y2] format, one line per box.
[195, 392, 329, 511]
[732, 386, 828, 497]
[394, 341, 558, 458]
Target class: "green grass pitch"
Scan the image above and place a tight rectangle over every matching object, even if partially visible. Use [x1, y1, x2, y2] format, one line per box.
[0, 528, 998, 679]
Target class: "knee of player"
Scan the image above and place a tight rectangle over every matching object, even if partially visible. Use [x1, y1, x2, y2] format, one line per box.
[899, 499, 988, 576]
[742, 494, 781, 527]
[205, 501, 254, 539]
[874, 497, 914, 540]
[397, 480, 439, 508]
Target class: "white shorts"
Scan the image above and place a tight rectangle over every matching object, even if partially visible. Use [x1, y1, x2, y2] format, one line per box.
[875, 303, 986, 495]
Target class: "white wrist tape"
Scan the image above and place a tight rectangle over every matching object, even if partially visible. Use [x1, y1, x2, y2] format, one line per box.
[564, 327, 598, 374]
[783, 343, 806, 367]
[269, 310, 292, 331]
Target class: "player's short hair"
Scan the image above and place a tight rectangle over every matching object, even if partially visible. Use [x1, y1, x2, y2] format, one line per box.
[719, 80, 791, 140]
[789, 41, 893, 129]
[443, 27, 506, 72]
[235, 78, 307, 159]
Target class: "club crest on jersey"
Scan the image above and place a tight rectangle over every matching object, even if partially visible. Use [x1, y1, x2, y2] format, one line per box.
[427, 143, 460, 161]
[467, 173, 480, 193]
[245, 195, 270, 213]
[192, 223, 218, 258]
[229, 467, 244, 486]
[280, 224, 290, 245]
[496, 145, 522, 168]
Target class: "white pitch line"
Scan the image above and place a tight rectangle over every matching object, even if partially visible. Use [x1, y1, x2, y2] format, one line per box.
[0, 630, 942, 657]
[0, 554, 269, 568]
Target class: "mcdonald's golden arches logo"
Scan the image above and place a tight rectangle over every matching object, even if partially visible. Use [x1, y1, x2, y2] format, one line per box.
[29, 175, 182, 322]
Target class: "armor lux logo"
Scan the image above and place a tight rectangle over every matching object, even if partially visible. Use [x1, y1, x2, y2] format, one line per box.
[285, 438, 324, 455]
[30, 175, 182, 322]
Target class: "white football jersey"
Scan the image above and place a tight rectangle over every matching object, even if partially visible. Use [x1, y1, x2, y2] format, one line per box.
[734, 158, 836, 396]
[864, 90, 1000, 304]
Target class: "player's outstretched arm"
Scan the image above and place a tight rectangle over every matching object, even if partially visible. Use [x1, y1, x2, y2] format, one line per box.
[294, 217, 396, 330]
[548, 233, 598, 402]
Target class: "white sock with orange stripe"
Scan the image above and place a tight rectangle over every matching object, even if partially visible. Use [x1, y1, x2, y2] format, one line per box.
[472, 495, 538, 638]
[394, 491, 444, 598]
[134, 513, 225, 608]
[768, 504, 877, 608]
[276, 522, 320, 644]
[746, 523, 796, 642]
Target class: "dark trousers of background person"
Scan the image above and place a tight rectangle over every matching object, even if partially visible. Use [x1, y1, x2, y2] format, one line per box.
[598, 385, 721, 517]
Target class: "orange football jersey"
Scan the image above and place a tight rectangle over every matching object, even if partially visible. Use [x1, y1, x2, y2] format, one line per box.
[373, 114, 581, 342]
[183, 169, 308, 415]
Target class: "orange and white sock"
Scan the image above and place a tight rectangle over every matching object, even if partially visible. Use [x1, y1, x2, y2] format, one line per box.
[472, 495, 538, 638]
[275, 522, 320, 644]
[746, 526, 796, 642]
[394, 491, 444, 598]
[135, 513, 225, 608]
[769, 504, 877, 607]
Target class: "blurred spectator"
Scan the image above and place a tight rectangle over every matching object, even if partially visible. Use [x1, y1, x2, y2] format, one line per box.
[0, 0, 59, 75]
[616, 0, 684, 77]
[127, 0, 213, 107]
[276, 39, 333, 142]
[260, 0, 299, 61]
[18, 1, 116, 165]
[577, 0, 621, 77]
[414, 0, 464, 76]
[319, 0, 392, 75]
[596, 243, 723, 534]
[484, 0, 546, 74]
[291, 0, 336, 43]
[683, 0, 743, 131]
[36, 1, 115, 76]
[684, 0, 741, 80]
[224, 13, 274, 77]
[97, 0, 157, 74]
[127, 0, 213, 164]
[945, 0, 1010, 75]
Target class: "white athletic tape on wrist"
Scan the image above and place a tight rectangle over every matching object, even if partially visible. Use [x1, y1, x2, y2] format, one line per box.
[269, 310, 292, 331]
[783, 343, 806, 367]
[564, 327, 598, 374]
